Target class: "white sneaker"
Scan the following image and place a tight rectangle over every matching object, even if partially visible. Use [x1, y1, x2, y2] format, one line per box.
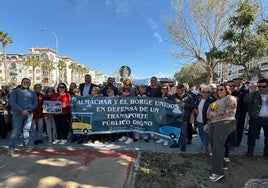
[156, 138, 164, 143]
[209, 174, 224, 181]
[53, 139, 61, 145]
[118, 136, 127, 142]
[59, 139, 68, 145]
[7, 148, 14, 156]
[124, 137, 133, 144]
[163, 140, 169, 146]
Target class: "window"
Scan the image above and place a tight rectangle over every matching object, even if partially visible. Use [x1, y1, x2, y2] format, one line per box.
[40, 53, 49, 61]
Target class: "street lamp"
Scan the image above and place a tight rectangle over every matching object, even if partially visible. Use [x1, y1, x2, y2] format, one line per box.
[40, 29, 59, 85]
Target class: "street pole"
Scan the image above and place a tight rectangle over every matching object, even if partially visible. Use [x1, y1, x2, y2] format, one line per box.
[40, 29, 59, 85]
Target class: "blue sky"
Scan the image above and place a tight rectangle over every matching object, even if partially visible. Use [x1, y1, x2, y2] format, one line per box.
[1, 0, 179, 79]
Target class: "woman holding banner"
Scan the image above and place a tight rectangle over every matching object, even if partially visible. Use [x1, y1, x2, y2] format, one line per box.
[118, 79, 136, 144]
[51, 83, 72, 145]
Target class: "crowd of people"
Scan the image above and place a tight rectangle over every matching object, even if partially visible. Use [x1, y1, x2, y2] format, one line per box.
[0, 74, 268, 182]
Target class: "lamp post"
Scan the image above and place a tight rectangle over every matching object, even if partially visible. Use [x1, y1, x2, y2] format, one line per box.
[40, 29, 59, 85]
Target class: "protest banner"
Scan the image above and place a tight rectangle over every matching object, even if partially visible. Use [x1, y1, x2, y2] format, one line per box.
[71, 96, 184, 140]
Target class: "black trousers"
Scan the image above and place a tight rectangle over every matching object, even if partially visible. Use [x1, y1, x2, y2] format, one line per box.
[0, 115, 7, 138]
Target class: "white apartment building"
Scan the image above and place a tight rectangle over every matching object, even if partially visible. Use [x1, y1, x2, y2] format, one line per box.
[0, 47, 106, 87]
[215, 56, 268, 83]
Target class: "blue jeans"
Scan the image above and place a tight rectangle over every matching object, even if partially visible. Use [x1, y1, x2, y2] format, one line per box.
[196, 121, 209, 147]
[31, 118, 44, 141]
[247, 117, 268, 155]
[178, 121, 188, 147]
[9, 112, 33, 148]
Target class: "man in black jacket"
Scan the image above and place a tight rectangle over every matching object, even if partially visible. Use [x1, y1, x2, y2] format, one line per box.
[233, 77, 249, 146]
[244, 78, 268, 157]
[169, 84, 195, 152]
[77, 74, 98, 144]
[79, 74, 98, 97]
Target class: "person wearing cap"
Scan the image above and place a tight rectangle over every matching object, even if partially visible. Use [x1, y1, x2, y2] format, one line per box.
[169, 84, 195, 152]
[232, 77, 249, 146]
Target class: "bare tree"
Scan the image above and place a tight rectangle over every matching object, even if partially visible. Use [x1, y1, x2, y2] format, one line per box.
[164, 0, 236, 83]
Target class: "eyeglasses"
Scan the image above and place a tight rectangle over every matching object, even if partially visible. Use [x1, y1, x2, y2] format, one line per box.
[230, 85, 235, 87]
[48, 90, 53, 92]
[58, 86, 65, 89]
[258, 85, 267, 89]
[217, 88, 224, 92]
[202, 91, 210, 93]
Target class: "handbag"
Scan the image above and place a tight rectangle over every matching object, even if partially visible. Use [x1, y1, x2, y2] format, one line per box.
[203, 121, 210, 133]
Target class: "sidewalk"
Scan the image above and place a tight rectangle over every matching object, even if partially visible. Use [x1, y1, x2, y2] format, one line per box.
[0, 130, 265, 188]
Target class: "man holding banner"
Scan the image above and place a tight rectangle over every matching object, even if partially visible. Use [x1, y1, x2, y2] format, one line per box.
[169, 84, 195, 152]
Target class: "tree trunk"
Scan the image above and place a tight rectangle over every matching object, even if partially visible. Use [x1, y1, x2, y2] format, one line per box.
[3, 44, 8, 84]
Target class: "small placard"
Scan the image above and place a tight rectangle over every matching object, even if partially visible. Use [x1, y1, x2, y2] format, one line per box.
[43, 100, 62, 113]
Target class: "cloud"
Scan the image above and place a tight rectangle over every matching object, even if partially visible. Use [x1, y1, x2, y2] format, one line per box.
[146, 17, 159, 30]
[154, 32, 163, 43]
[105, 0, 130, 15]
[146, 17, 163, 43]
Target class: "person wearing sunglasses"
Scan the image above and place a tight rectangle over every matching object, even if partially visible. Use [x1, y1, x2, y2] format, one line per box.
[206, 84, 237, 182]
[50, 83, 71, 145]
[244, 78, 268, 157]
[193, 85, 213, 153]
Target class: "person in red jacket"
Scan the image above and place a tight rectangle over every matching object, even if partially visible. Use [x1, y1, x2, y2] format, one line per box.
[50, 83, 71, 145]
[31, 84, 45, 145]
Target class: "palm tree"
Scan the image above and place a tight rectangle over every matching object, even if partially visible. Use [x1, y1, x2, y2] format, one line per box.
[82, 67, 88, 76]
[0, 31, 13, 84]
[42, 60, 55, 84]
[76, 64, 83, 82]
[69, 62, 79, 83]
[24, 56, 40, 85]
[58, 60, 67, 83]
